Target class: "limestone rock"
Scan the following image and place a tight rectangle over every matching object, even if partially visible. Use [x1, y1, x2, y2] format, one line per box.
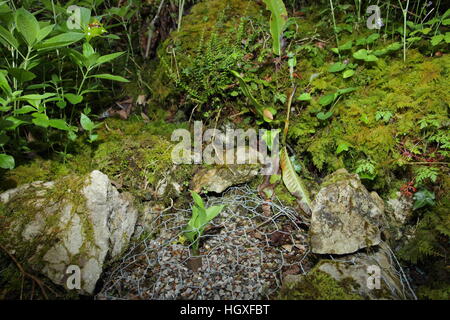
[0, 170, 138, 295]
[281, 243, 415, 300]
[310, 168, 383, 255]
[191, 161, 259, 194]
[315, 243, 415, 299]
[386, 192, 414, 224]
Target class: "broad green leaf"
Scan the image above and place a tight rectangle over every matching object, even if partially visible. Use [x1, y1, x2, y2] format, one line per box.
[328, 62, 346, 73]
[366, 33, 380, 44]
[353, 49, 378, 62]
[445, 32, 450, 44]
[68, 131, 77, 141]
[407, 36, 421, 43]
[337, 87, 357, 95]
[0, 70, 12, 95]
[95, 52, 125, 66]
[82, 42, 95, 57]
[64, 93, 83, 104]
[355, 37, 366, 46]
[191, 191, 205, 209]
[91, 74, 129, 82]
[2, 116, 29, 130]
[0, 25, 19, 50]
[37, 32, 84, 50]
[261, 129, 280, 151]
[8, 68, 36, 83]
[80, 113, 95, 131]
[385, 42, 402, 52]
[319, 93, 336, 106]
[443, 8, 450, 19]
[19, 93, 55, 100]
[56, 100, 67, 109]
[343, 69, 355, 78]
[431, 34, 444, 46]
[297, 92, 311, 101]
[14, 105, 36, 114]
[49, 119, 71, 131]
[67, 48, 88, 68]
[32, 113, 49, 128]
[36, 24, 54, 41]
[317, 111, 333, 120]
[0, 153, 14, 169]
[280, 147, 311, 214]
[205, 205, 224, 221]
[262, 0, 288, 56]
[15, 8, 40, 46]
[338, 40, 353, 51]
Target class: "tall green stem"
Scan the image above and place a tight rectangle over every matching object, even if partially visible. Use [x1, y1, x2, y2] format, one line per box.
[398, 0, 410, 62]
[329, 0, 340, 57]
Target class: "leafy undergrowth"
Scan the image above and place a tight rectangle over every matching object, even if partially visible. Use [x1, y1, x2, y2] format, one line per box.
[0, 117, 190, 199]
[0, 0, 449, 299]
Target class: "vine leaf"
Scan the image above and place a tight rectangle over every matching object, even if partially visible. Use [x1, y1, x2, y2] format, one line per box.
[280, 147, 312, 214]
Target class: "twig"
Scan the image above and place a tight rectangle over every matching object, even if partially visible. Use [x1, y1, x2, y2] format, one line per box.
[145, 0, 166, 58]
[0, 243, 57, 299]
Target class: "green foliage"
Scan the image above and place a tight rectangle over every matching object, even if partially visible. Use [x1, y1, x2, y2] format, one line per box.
[413, 189, 436, 210]
[231, 70, 277, 123]
[261, 0, 288, 56]
[375, 111, 394, 123]
[278, 267, 362, 300]
[355, 159, 377, 180]
[414, 166, 439, 186]
[0, 4, 127, 168]
[280, 147, 312, 214]
[184, 191, 225, 255]
[399, 195, 450, 264]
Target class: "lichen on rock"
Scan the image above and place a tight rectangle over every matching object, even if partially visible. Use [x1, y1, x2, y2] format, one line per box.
[0, 170, 138, 295]
[309, 168, 383, 255]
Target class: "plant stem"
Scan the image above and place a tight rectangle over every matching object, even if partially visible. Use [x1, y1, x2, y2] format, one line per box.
[282, 86, 296, 146]
[329, 0, 340, 57]
[398, 0, 410, 62]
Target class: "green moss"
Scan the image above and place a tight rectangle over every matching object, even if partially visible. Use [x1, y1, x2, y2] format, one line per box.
[1, 117, 187, 199]
[278, 268, 363, 300]
[0, 173, 92, 299]
[274, 183, 297, 207]
[288, 49, 449, 193]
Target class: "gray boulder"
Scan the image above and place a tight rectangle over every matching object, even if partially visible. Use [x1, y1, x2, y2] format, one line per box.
[282, 242, 415, 300]
[315, 242, 416, 299]
[310, 168, 383, 255]
[0, 170, 138, 294]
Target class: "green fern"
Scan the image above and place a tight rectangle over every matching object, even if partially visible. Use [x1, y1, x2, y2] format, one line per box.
[414, 166, 439, 186]
[399, 198, 450, 264]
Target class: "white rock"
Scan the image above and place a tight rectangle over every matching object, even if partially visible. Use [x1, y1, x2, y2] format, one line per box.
[0, 170, 138, 295]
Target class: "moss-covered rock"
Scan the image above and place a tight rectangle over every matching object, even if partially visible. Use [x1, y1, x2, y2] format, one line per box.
[0, 170, 138, 295]
[279, 267, 363, 300]
[280, 242, 413, 300]
[310, 168, 383, 255]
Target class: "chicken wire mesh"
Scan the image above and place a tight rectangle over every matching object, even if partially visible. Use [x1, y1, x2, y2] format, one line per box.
[97, 185, 313, 300]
